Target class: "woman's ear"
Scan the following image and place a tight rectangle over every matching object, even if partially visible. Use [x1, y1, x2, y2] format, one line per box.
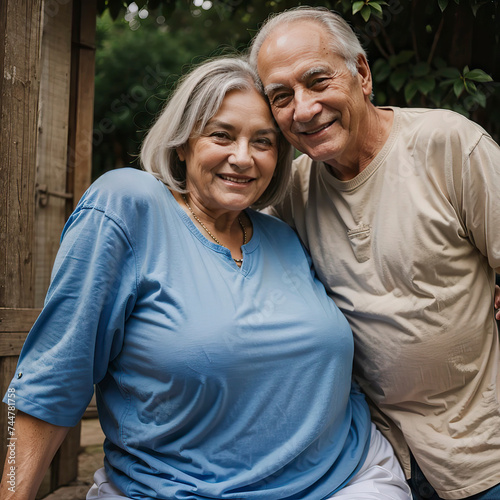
[176, 145, 186, 162]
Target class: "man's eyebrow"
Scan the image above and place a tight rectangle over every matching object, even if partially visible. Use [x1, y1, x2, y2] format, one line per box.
[301, 66, 331, 81]
[264, 83, 287, 96]
[264, 66, 332, 95]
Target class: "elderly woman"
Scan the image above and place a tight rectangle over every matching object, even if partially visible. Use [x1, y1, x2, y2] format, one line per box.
[1, 57, 410, 500]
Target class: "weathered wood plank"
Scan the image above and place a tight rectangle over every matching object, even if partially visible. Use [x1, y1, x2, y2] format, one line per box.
[0, 333, 29, 356]
[67, 0, 97, 213]
[34, 0, 74, 307]
[0, 0, 43, 309]
[0, 307, 42, 333]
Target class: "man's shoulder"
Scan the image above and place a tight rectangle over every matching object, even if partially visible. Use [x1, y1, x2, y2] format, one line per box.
[396, 107, 488, 139]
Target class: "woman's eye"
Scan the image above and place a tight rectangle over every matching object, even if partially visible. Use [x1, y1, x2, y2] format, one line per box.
[211, 132, 230, 140]
[256, 137, 273, 146]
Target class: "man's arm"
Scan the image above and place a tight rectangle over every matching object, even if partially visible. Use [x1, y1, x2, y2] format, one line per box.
[0, 411, 70, 500]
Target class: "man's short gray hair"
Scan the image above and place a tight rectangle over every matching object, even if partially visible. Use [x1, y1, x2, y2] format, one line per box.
[248, 7, 366, 76]
[140, 56, 293, 209]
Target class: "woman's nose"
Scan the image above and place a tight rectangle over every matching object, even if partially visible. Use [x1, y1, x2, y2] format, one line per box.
[229, 142, 253, 169]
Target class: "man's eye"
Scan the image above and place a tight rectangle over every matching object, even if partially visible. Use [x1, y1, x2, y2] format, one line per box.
[312, 77, 329, 87]
[271, 93, 291, 107]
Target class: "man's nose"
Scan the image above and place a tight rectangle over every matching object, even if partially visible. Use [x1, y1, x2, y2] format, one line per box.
[293, 90, 321, 123]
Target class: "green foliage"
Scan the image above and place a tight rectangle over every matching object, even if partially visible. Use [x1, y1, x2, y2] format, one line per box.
[93, 0, 500, 177]
[93, 4, 257, 176]
[352, 1, 387, 22]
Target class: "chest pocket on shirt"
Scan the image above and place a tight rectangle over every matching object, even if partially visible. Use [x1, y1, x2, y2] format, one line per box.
[347, 223, 371, 263]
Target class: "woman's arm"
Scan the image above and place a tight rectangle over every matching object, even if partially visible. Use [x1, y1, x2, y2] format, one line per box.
[0, 411, 70, 500]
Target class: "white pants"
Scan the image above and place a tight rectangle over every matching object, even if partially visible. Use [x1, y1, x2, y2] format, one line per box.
[87, 424, 411, 500]
[86, 468, 128, 500]
[328, 423, 412, 499]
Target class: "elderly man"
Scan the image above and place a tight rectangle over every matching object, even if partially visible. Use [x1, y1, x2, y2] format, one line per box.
[249, 7, 500, 500]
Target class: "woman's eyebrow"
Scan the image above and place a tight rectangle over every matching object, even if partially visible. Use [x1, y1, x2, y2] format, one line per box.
[206, 121, 277, 136]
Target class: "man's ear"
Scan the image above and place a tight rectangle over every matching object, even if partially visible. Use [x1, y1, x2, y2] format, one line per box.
[356, 54, 373, 97]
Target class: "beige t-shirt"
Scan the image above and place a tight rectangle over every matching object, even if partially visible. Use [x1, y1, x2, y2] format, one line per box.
[273, 107, 500, 499]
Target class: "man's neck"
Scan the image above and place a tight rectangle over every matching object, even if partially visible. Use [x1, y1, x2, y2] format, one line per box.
[325, 106, 394, 181]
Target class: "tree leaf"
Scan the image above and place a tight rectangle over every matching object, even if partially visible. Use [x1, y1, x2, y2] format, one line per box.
[454, 79, 464, 98]
[415, 76, 436, 95]
[352, 1, 365, 15]
[370, 2, 383, 13]
[390, 68, 410, 91]
[464, 80, 478, 94]
[433, 57, 447, 69]
[404, 81, 419, 102]
[472, 91, 487, 108]
[439, 78, 459, 87]
[464, 69, 493, 82]
[361, 5, 372, 21]
[438, 0, 449, 12]
[108, 0, 125, 20]
[389, 50, 415, 66]
[412, 62, 430, 77]
[370, 6, 384, 19]
[373, 58, 392, 82]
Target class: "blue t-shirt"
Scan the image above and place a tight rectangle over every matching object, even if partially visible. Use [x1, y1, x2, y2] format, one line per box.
[5, 169, 370, 499]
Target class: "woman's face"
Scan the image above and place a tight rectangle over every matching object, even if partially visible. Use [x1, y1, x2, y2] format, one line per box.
[178, 88, 279, 215]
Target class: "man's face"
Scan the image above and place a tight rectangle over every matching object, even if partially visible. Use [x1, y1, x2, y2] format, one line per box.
[256, 20, 372, 169]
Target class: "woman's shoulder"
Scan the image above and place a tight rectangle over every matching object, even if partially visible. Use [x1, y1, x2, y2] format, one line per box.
[87, 168, 163, 200]
[77, 168, 167, 214]
[250, 209, 301, 242]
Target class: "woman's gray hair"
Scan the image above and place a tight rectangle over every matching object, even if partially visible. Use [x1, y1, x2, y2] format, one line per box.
[248, 7, 366, 76]
[140, 56, 293, 209]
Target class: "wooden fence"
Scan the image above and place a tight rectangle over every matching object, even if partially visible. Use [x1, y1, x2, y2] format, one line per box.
[0, 0, 96, 496]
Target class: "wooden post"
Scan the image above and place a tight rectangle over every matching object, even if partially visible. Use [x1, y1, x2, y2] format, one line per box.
[67, 0, 97, 214]
[35, 0, 74, 306]
[0, 0, 43, 470]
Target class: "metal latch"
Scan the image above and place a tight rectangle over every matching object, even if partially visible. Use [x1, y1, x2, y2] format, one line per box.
[36, 184, 73, 207]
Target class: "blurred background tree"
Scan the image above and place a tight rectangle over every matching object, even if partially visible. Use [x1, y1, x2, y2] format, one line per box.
[93, 0, 500, 179]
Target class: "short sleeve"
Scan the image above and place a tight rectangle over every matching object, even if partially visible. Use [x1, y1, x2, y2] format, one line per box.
[3, 205, 137, 427]
[461, 134, 500, 273]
